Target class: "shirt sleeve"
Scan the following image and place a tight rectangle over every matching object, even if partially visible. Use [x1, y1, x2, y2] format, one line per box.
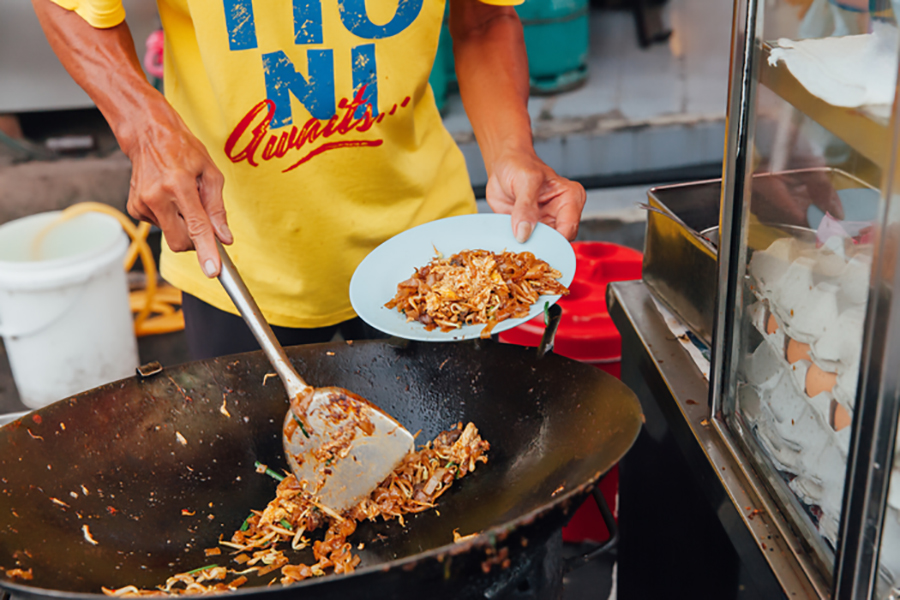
[47, 0, 126, 29]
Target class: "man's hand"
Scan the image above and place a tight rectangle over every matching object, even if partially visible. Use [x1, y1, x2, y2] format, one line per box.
[32, 0, 232, 277]
[486, 150, 586, 242]
[122, 104, 232, 277]
[450, 0, 587, 243]
[750, 168, 844, 227]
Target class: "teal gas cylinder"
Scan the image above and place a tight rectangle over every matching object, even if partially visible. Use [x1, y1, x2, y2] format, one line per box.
[429, 24, 451, 113]
[430, 0, 589, 103]
[516, 0, 590, 93]
[429, 5, 454, 113]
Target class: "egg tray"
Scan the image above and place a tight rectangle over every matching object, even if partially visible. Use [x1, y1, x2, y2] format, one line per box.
[643, 167, 877, 346]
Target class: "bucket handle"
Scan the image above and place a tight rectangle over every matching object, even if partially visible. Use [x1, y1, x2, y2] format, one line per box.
[0, 285, 86, 339]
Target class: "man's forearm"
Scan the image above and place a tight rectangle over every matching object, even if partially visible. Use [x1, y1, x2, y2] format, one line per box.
[450, 0, 534, 176]
[32, 0, 163, 153]
[32, 0, 233, 276]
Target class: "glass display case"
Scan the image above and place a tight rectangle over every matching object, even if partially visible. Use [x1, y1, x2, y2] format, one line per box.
[710, 0, 900, 597]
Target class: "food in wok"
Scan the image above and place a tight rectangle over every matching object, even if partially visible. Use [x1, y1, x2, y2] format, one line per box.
[385, 250, 569, 338]
[100, 423, 489, 596]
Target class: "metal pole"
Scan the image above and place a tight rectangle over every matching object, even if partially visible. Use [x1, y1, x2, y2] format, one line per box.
[834, 42, 900, 599]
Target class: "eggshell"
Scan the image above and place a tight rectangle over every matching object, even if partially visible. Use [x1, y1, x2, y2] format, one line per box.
[813, 307, 863, 365]
[838, 253, 872, 307]
[806, 363, 838, 397]
[743, 340, 784, 390]
[767, 313, 779, 335]
[776, 276, 840, 341]
[830, 400, 852, 432]
[786, 338, 811, 363]
[739, 235, 870, 550]
[749, 237, 797, 296]
[770, 257, 815, 317]
[815, 246, 847, 278]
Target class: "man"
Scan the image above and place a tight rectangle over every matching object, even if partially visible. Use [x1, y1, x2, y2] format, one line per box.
[33, 0, 586, 358]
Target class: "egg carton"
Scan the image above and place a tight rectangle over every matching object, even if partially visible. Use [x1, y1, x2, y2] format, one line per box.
[741, 339, 849, 454]
[739, 336, 851, 545]
[748, 297, 858, 425]
[740, 380, 846, 544]
[748, 236, 869, 376]
[746, 236, 867, 412]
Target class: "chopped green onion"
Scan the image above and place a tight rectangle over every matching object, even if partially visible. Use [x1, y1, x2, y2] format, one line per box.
[185, 564, 219, 575]
[292, 414, 310, 439]
[543, 301, 551, 326]
[239, 513, 253, 531]
[280, 519, 293, 530]
[254, 461, 285, 482]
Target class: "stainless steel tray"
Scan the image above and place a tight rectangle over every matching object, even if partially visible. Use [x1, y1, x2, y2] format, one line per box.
[643, 168, 878, 346]
[643, 179, 720, 345]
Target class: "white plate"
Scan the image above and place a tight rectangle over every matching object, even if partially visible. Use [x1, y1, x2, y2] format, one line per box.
[350, 214, 576, 342]
[0, 411, 29, 427]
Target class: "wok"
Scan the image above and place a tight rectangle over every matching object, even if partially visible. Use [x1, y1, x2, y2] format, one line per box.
[0, 337, 641, 600]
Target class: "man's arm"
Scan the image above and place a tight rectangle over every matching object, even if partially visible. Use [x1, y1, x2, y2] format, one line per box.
[450, 0, 585, 242]
[32, 0, 231, 277]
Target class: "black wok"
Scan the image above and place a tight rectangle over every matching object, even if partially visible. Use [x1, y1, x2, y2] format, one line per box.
[0, 338, 641, 600]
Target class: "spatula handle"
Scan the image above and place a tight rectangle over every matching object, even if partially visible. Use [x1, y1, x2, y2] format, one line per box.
[215, 240, 310, 398]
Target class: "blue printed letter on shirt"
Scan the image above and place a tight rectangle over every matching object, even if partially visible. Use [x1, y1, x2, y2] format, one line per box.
[262, 50, 336, 127]
[223, 0, 258, 50]
[351, 44, 378, 118]
[293, 0, 324, 44]
[337, 0, 424, 39]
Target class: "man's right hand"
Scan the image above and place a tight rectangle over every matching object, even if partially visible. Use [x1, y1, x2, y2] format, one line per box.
[122, 101, 232, 277]
[32, 0, 232, 277]
[750, 167, 844, 228]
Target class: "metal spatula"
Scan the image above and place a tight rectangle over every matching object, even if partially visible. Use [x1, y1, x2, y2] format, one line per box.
[215, 241, 414, 514]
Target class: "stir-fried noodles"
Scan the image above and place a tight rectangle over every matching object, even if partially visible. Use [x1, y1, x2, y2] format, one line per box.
[385, 250, 569, 338]
[101, 423, 489, 596]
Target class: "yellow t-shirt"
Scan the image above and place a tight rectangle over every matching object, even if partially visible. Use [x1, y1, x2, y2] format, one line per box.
[55, 0, 519, 328]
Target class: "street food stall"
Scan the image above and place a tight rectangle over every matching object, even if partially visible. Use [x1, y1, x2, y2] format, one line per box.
[610, 0, 900, 598]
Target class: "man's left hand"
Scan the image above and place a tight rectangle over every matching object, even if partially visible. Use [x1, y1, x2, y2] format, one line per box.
[485, 150, 586, 243]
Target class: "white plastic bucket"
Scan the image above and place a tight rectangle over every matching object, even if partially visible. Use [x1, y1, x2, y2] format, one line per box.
[0, 211, 138, 409]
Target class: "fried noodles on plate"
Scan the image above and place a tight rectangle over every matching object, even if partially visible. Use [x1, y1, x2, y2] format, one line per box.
[385, 249, 569, 338]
